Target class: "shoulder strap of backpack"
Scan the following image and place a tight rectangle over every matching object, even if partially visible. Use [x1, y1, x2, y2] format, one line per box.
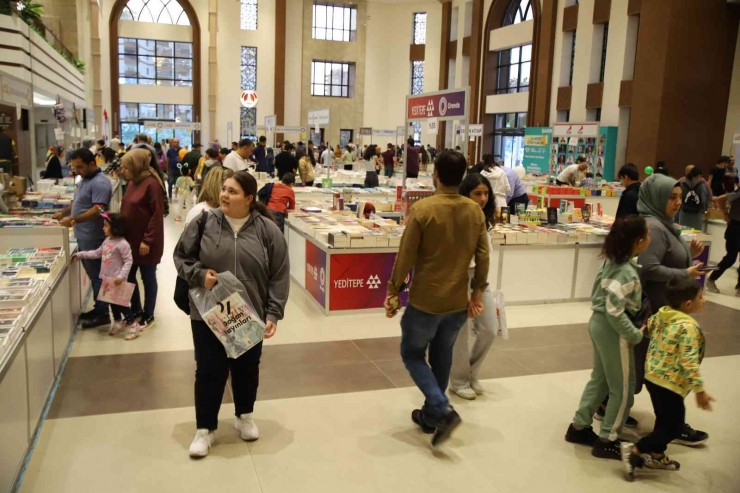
[194, 210, 209, 260]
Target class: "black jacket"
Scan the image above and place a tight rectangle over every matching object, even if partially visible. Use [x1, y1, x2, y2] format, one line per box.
[616, 182, 641, 219]
[44, 156, 63, 179]
[274, 151, 298, 179]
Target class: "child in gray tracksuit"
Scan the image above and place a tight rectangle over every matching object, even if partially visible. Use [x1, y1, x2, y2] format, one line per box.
[565, 215, 651, 460]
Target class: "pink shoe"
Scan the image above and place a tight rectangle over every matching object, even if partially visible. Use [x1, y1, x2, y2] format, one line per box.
[108, 321, 126, 336]
[124, 322, 143, 341]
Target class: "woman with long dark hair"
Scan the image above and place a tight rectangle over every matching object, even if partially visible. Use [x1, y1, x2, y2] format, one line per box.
[363, 144, 380, 188]
[174, 171, 290, 458]
[449, 173, 497, 400]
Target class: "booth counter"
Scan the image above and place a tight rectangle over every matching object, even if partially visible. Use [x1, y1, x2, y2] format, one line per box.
[0, 227, 89, 493]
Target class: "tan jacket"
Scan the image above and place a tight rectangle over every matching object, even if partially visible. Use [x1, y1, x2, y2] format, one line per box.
[388, 186, 490, 314]
[298, 156, 315, 184]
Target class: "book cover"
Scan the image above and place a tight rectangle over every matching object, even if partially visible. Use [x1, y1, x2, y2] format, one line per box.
[201, 291, 265, 359]
[97, 277, 136, 306]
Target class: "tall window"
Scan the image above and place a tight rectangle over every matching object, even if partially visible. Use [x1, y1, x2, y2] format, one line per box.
[240, 47, 258, 138]
[503, 0, 533, 26]
[497, 44, 531, 94]
[599, 23, 609, 83]
[118, 38, 193, 86]
[312, 3, 358, 42]
[119, 103, 193, 148]
[568, 31, 577, 86]
[413, 12, 427, 45]
[411, 61, 424, 95]
[492, 112, 527, 168]
[240, 0, 258, 30]
[311, 61, 355, 98]
[120, 0, 190, 25]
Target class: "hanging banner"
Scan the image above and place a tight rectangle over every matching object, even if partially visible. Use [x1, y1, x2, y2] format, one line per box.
[396, 126, 406, 136]
[426, 118, 439, 135]
[240, 90, 258, 108]
[552, 122, 600, 138]
[469, 124, 484, 137]
[143, 121, 201, 132]
[275, 126, 305, 133]
[523, 127, 552, 174]
[264, 115, 276, 132]
[308, 108, 330, 126]
[0, 75, 32, 107]
[359, 127, 373, 136]
[407, 89, 466, 121]
[373, 129, 397, 137]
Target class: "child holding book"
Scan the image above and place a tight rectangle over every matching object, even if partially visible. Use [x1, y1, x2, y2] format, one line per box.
[622, 277, 714, 479]
[74, 212, 139, 339]
[565, 216, 651, 460]
[175, 166, 195, 222]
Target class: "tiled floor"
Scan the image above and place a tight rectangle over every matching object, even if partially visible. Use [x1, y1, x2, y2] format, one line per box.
[15, 215, 740, 493]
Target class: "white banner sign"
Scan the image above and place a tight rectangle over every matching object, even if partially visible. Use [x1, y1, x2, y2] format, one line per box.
[469, 124, 484, 137]
[275, 126, 305, 133]
[53, 128, 64, 141]
[733, 133, 740, 145]
[264, 115, 277, 132]
[143, 121, 201, 132]
[308, 108, 330, 126]
[396, 126, 406, 136]
[373, 129, 397, 137]
[427, 118, 439, 135]
[552, 122, 600, 138]
[0, 75, 32, 107]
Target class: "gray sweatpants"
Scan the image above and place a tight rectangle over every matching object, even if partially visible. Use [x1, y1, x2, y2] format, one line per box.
[573, 312, 636, 442]
[449, 287, 496, 390]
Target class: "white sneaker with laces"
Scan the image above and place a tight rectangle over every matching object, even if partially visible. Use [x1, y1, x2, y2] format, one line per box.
[189, 429, 215, 457]
[235, 413, 259, 441]
[451, 387, 477, 400]
[470, 380, 484, 395]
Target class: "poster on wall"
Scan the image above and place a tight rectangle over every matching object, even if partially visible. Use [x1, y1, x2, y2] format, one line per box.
[329, 253, 410, 311]
[523, 127, 552, 174]
[548, 126, 618, 181]
[305, 241, 327, 308]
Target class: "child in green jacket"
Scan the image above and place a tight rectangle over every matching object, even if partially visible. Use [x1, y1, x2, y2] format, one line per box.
[622, 276, 714, 479]
[565, 216, 651, 460]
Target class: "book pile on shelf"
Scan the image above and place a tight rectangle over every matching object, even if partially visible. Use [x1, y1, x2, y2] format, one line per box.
[491, 222, 609, 246]
[13, 188, 74, 214]
[531, 185, 624, 197]
[0, 247, 66, 351]
[0, 216, 59, 228]
[288, 210, 405, 249]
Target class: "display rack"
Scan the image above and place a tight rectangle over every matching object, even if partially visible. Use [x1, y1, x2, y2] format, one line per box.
[0, 227, 88, 493]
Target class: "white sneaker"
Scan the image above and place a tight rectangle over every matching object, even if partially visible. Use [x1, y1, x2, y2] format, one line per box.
[108, 321, 125, 336]
[234, 413, 259, 441]
[189, 429, 215, 457]
[451, 387, 477, 400]
[470, 380, 484, 395]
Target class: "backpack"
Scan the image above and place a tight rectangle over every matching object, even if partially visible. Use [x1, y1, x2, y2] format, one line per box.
[681, 181, 703, 214]
[173, 210, 209, 315]
[257, 182, 274, 206]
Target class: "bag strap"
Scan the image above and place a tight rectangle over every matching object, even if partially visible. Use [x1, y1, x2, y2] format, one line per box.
[193, 210, 209, 261]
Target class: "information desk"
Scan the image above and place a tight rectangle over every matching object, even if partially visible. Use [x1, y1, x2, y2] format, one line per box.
[0, 227, 89, 493]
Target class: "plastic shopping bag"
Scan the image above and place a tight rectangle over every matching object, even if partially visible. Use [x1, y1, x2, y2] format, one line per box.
[190, 271, 265, 359]
[493, 290, 509, 340]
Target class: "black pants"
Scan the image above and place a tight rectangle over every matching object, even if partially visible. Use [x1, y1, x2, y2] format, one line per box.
[407, 172, 419, 179]
[710, 220, 740, 287]
[556, 179, 568, 186]
[344, 164, 353, 171]
[636, 381, 685, 454]
[508, 193, 530, 212]
[192, 319, 263, 430]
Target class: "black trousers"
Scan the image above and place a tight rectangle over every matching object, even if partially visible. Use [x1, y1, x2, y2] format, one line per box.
[636, 381, 685, 454]
[710, 220, 740, 287]
[191, 319, 263, 430]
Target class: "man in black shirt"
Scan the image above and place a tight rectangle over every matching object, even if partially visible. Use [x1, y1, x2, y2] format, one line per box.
[253, 136, 268, 172]
[615, 163, 641, 219]
[0, 127, 16, 172]
[709, 156, 729, 197]
[275, 142, 298, 180]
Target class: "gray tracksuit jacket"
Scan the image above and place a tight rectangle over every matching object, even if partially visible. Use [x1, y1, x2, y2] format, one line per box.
[173, 208, 290, 324]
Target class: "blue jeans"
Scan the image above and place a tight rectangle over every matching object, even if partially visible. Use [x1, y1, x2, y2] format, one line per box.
[167, 171, 179, 199]
[127, 264, 158, 319]
[271, 210, 285, 233]
[78, 238, 108, 317]
[400, 304, 468, 426]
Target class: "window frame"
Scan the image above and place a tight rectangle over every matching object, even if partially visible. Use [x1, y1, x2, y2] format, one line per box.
[240, 0, 258, 31]
[503, 0, 533, 26]
[312, 2, 358, 42]
[412, 12, 427, 45]
[240, 46, 258, 139]
[568, 30, 577, 86]
[310, 60, 356, 98]
[496, 44, 532, 95]
[411, 60, 425, 95]
[119, 0, 190, 25]
[118, 37, 193, 86]
[599, 23, 609, 83]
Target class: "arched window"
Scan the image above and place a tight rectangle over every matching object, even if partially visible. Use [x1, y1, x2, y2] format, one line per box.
[503, 0, 533, 26]
[119, 0, 190, 25]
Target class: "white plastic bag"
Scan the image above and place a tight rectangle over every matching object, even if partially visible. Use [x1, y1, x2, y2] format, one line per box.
[493, 290, 509, 340]
[190, 272, 265, 359]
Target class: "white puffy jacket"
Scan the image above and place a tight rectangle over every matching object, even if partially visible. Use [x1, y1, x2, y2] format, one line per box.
[481, 167, 511, 209]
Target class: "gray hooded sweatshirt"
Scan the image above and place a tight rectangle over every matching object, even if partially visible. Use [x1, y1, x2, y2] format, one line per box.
[173, 208, 290, 324]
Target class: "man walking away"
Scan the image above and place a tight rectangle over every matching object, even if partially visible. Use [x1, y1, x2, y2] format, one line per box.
[385, 150, 489, 446]
[166, 138, 182, 200]
[275, 142, 298, 180]
[254, 136, 268, 172]
[405, 137, 420, 179]
[182, 143, 203, 173]
[706, 185, 740, 295]
[52, 149, 113, 328]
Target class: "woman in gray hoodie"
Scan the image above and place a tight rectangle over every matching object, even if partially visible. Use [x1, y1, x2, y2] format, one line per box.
[174, 171, 290, 458]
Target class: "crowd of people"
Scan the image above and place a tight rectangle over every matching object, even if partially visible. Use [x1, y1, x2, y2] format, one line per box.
[46, 130, 731, 482]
